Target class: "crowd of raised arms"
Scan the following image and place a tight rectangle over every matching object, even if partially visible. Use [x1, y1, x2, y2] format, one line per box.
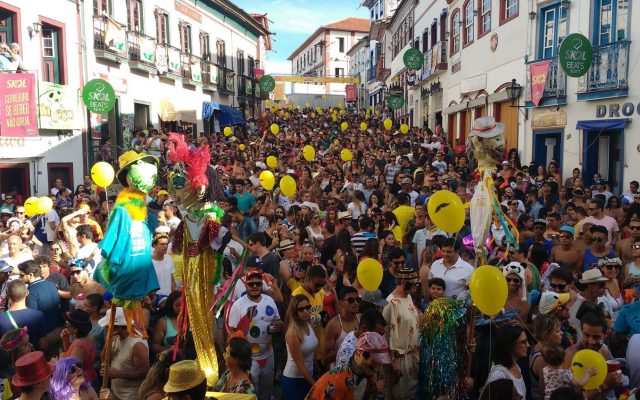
[0, 104, 639, 400]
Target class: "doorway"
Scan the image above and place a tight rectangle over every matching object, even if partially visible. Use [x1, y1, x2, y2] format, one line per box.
[48, 163, 74, 193]
[583, 130, 623, 193]
[0, 163, 29, 198]
[533, 130, 562, 169]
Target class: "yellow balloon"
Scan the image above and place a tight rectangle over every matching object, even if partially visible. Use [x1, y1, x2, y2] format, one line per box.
[571, 350, 607, 390]
[427, 190, 465, 233]
[331, 114, 338, 122]
[273, 104, 279, 110]
[223, 126, 232, 137]
[365, 112, 370, 120]
[36, 197, 53, 215]
[383, 118, 392, 130]
[469, 265, 508, 317]
[340, 149, 353, 161]
[280, 175, 297, 197]
[266, 156, 278, 169]
[303, 145, 315, 162]
[91, 161, 115, 188]
[285, 112, 290, 119]
[24, 197, 39, 217]
[305, 103, 310, 108]
[317, 109, 323, 115]
[357, 258, 383, 291]
[259, 170, 275, 191]
[265, 99, 271, 106]
[239, 144, 246, 151]
[270, 124, 280, 135]
[340, 122, 348, 131]
[288, 104, 293, 110]
[310, 112, 316, 119]
[278, 110, 284, 117]
[400, 124, 409, 134]
[360, 122, 368, 131]
[375, 110, 380, 116]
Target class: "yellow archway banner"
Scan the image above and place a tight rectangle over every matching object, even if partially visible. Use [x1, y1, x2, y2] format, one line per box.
[272, 75, 360, 84]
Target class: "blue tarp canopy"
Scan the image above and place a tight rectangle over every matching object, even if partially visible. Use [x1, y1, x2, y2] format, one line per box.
[576, 118, 629, 131]
[217, 105, 245, 126]
[201, 101, 221, 120]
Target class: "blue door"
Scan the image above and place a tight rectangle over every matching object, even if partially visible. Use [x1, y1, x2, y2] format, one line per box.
[533, 131, 562, 168]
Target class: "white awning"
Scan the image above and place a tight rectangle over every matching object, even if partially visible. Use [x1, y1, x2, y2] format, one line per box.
[159, 99, 197, 124]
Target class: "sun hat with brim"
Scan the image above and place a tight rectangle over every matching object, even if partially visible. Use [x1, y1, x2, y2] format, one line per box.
[579, 269, 609, 284]
[279, 239, 295, 251]
[98, 306, 127, 328]
[469, 116, 505, 138]
[536, 291, 570, 315]
[116, 150, 159, 187]
[360, 289, 388, 307]
[12, 351, 55, 387]
[396, 266, 418, 281]
[338, 211, 351, 220]
[356, 332, 392, 364]
[0, 206, 12, 215]
[163, 360, 206, 393]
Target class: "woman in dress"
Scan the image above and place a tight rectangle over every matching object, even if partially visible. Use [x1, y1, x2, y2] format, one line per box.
[50, 357, 98, 400]
[282, 294, 318, 400]
[382, 265, 420, 399]
[485, 325, 529, 399]
[347, 190, 368, 229]
[60, 310, 97, 385]
[214, 335, 255, 394]
[305, 211, 324, 250]
[150, 291, 181, 355]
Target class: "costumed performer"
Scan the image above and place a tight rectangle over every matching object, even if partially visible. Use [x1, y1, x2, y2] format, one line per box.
[167, 132, 230, 386]
[95, 150, 160, 334]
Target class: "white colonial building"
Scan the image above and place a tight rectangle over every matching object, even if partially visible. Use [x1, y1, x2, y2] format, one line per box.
[288, 18, 370, 96]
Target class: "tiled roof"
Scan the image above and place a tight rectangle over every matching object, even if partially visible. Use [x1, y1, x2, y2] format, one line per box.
[323, 17, 370, 32]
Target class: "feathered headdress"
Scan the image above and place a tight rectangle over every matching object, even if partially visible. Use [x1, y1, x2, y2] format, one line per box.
[166, 132, 210, 191]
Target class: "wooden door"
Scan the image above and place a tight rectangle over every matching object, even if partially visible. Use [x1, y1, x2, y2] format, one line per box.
[496, 101, 518, 152]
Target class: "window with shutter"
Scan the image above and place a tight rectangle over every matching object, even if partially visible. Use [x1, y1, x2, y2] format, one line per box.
[155, 9, 168, 44]
[126, 0, 142, 32]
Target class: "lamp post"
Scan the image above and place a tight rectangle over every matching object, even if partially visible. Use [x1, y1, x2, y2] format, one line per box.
[506, 78, 528, 119]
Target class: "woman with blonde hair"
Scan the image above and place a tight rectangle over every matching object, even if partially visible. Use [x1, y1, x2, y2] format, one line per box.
[283, 294, 318, 400]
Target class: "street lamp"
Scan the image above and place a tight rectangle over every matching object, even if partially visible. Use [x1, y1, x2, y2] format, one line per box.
[506, 78, 528, 119]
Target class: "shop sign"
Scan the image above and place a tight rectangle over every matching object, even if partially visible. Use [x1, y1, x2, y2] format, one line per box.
[595, 102, 640, 118]
[38, 81, 81, 130]
[174, 0, 202, 23]
[559, 33, 593, 78]
[403, 48, 423, 71]
[387, 95, 405, 110]
[82, 79, 116, 114]
[259, 75, 276, 93]
[0, 73, 37, 137]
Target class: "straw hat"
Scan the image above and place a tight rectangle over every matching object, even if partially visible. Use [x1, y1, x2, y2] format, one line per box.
[116, 150, 158, 186]
[163, 360, 206, 393]
[470, 116, 505, 138]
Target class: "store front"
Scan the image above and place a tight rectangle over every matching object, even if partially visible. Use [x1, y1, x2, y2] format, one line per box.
[533, 130, 562, 168]
[577, 119, 628, 193]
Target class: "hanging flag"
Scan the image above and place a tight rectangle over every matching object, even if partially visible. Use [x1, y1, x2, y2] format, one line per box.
[530, 60, 552, 106]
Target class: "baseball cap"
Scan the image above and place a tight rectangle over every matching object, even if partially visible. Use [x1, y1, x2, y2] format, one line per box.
[244, 268, 262, 281]
[157, 190, 169, 196]
[356, 332, 392, 364]
[0, 260, 12, 273]
[360, 290, 388, 307]
[98, 307, 127, 327]
[572, 188, 585, 197]
[533, 219, 547, 227]
[559, 225, 575, 235]
[401, 177, 412, 185]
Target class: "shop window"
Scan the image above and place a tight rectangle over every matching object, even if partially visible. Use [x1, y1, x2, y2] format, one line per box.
[500, 0, 519, 25]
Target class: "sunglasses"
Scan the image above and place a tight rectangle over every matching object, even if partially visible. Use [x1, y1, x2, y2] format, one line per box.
[506, 278, 521, 284]
[588, 208, 598, 212]
[5, 198, 13, 200]
[560, 234, 572, 239]
[592, 237, 606, 243]
[344, 297, 362, 304]
[314, 282, 325, 290]
[630, 226, 640, 231]
[247, 281, 262, 288]
[633, 244, 640, 250]
[69, 364, 82, 374]
[604, 265, 622, 270]
[297, 305, 312, 312]
[550, 283, 567, 291]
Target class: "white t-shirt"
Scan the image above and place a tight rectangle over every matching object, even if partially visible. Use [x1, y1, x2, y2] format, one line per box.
[412, 226, 449, 264]
[152, 255, 175, 296]
[166, 216, 181, 230]
[75, 242, 102, 276]
[227, 294, 280, 361]
[347, 202, 367, 220]
[43, 209, 60, 242]
[0, 252, 33, 270]
[429, 257, 475, 299]
[231, 279, 271, 302]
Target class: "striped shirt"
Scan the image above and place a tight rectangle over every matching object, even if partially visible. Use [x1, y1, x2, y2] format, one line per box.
[351, 232, 377, 256]
[385, 163, 401, 185]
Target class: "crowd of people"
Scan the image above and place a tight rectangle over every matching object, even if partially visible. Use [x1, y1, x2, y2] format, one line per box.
[0, 103, 639, 400]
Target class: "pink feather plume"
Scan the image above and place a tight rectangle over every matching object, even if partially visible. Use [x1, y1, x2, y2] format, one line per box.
[167, 132, 189, 163]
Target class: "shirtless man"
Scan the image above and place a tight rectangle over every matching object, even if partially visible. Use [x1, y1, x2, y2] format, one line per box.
[503, 263, 530, 326]
[616, 219, 640, 265]
[550, 226, 584, 276]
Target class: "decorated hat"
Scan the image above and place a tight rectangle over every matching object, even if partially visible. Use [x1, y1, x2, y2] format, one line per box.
[503, 261, 527, 301]
[397, 265, 418, 282]
[536, 290, 570, 315]
[278, 239, 295, 251]
[163, 360, 206, 393]
[12, 351, 55, 387]
[470, 116, 505, 138]
[116, 150, 158, 186]
[356, 332, 392, 364]
[338, 211, 351, 220]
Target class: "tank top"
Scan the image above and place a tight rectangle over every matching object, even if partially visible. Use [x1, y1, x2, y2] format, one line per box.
[330, 315, 359, 369]
[283, 323, 318, 379]
[110, 336, 148, 400]
[163, 316, 178, 347]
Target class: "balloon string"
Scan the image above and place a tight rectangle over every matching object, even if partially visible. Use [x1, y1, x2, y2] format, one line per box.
[103, 187, 110, 215]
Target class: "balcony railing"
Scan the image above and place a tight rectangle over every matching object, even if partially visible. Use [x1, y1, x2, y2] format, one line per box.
[201, 61, 218, 88]
[578, 41, 630, 94]
[127, 30, 156, 66]
[93, 15, 127, 60]
[367, 67, 376, 82]
[181, 53, 202, 84]
[419, 41, 447, 81]
[238, 75, 254, 97]
[525, 55, 566, 104]
[217, 67, 235, 94]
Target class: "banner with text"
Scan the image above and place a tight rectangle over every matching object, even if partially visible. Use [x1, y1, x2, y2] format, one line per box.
[530, 60, 552, 106]
[38, 81, 82, 130]
[0, 73, 37, 137]
[345, 84, 357, 102]
[273, 83, 285, 101]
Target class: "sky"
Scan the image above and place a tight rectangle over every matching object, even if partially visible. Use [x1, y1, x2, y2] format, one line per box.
[234, 0, 369, 74]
